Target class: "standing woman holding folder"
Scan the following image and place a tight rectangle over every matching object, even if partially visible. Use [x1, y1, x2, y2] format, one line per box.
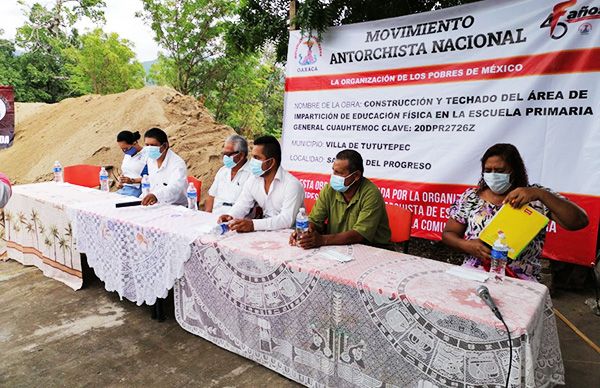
[442, 143, 589, 281]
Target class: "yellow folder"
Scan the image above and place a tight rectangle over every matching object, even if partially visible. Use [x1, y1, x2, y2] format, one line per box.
[479, 204, 549, 260]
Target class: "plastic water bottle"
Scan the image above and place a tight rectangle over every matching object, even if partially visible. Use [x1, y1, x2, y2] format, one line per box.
[295, 207, 309, 244]
[53, 161, 63, 182]
[490, 231, 509, 282]
[99, 167, 109, 192]
[141, 174, 150, 197]
[211, 223, 230, 235]
[187, 182, 198, 210]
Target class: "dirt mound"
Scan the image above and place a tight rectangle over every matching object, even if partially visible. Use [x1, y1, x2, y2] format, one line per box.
[0, 86, 234, 201]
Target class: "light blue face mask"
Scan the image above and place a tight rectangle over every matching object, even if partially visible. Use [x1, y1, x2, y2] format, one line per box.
[250, 157, 272, 177]
[145, 145, 165, 160]
[223, 153, 239, 169]
[483, 172, 511, 194]
[330, 172, 357, 193]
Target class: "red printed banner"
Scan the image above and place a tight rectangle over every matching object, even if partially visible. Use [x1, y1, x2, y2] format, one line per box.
[291, 171, 599, 267]
[285, 48, 600, 92]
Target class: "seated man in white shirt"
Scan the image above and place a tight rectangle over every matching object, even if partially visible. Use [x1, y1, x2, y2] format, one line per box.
[205, 134, 252, 215]
[218, 135, 305, 232]
[140, 127, 188, 206]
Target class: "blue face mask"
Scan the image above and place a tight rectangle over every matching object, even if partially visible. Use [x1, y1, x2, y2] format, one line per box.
[145, 145, 163, 160]
[483, 172, 511, 194]
[250, 157, 272, 177]
[123, 146, 137, 157]
[330, 172, 357, 193]
[223, 153, 239, 169]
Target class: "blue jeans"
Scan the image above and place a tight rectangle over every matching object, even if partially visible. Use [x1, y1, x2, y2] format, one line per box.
[117, 185, 142, 197]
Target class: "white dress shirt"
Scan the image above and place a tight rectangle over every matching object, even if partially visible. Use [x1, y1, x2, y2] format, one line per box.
[143, 149, 188, 206]
[121, 151, 147, 189]
[208, 161, 252, 215]
[229, 166, 305, 231]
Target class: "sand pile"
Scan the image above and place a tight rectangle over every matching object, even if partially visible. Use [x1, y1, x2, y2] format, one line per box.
[0, 86, 234, 201]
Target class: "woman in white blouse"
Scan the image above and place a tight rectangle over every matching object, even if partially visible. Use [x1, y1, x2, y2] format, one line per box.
[116, 130, 147, 197]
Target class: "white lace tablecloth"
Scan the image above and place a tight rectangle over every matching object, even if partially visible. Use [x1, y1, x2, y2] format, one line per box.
[175, 230, 564, 388]
[71, 203, 217, 305]
[2, 182, 127, 289]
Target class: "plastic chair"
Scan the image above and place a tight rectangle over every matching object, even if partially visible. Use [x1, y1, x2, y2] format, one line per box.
[63, 165, 102, 188]
[187, 176, 202, 205]
[386, 204, 412, 253]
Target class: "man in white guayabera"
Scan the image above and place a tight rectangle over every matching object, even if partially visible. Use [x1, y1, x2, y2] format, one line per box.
[205, 134, 252, 215]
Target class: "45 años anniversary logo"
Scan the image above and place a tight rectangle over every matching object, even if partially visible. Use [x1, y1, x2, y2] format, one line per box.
[541, 0, 600, 39]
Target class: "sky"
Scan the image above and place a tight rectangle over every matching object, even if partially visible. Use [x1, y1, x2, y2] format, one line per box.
[0, 0, 161, 62]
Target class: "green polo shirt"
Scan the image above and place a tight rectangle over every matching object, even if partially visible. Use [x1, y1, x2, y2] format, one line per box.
[309, 178, 391, 247]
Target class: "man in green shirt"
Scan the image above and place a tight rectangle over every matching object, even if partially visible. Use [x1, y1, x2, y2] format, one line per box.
[290, 149, 391, 249]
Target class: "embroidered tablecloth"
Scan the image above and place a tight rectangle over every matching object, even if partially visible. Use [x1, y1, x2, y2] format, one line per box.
[175, 230, 563, 388]
[71, 203, 217, 305]
[2, 182, 127, 289]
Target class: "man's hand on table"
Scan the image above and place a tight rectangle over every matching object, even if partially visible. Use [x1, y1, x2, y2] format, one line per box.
[295, 228, 324, 249]
[141, 193, 158, 206]
[289, 230, 299, 246]
[228, 218, 254, 233]
[218, 214, 233, 223]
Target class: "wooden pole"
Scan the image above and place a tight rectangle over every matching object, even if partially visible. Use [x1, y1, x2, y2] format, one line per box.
[554, 308, 600, 354]
[289, 0, 297, 31]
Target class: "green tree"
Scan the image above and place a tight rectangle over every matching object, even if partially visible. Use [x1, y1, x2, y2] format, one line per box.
[229, 0, 482, 62]
[140, 0, 286, 136]
[0, 35, 26, 99]
[11, 0, 106, 102]
[201, 52, 285, 137]
[64, 29, 145, 95]
[138, 0, 236, 95]
[147, 53, 178, 87]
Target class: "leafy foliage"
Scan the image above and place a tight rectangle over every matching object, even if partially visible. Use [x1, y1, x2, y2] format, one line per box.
[142, 0, 284, 137]
[1, 1, 145, 102]
[230, 0, 482, 62]
[138, 0, 236, 95]
[0, 0, 106, 102]
[64, 29, 145, 95]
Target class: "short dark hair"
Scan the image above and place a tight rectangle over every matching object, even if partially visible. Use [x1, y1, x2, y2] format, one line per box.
[254, 135, 281, 165]
[478, 143, 529, 191]
[144, 127, 168, 144]
[116, 130, 141, 145]
[336, 149, 364, 174]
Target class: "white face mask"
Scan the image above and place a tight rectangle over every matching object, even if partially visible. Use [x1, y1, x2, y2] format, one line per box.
[483, 172, 511, 194]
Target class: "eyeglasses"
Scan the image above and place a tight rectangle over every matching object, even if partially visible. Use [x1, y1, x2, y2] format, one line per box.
[222, 151, 239, 157]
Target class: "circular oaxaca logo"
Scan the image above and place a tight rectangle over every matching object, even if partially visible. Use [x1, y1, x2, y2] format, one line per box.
[0, 97, 7, 122]
[294, 35, 322, 72]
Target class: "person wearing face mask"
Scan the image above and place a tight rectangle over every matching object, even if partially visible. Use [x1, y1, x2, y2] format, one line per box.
[115, 130, 147, 197]
[289, 149, 391, 249]
[442, 143, 588, 281]
[217, 135, 305, 232]
[205, 135, 252, 215]
[140, 127, 188, 206]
